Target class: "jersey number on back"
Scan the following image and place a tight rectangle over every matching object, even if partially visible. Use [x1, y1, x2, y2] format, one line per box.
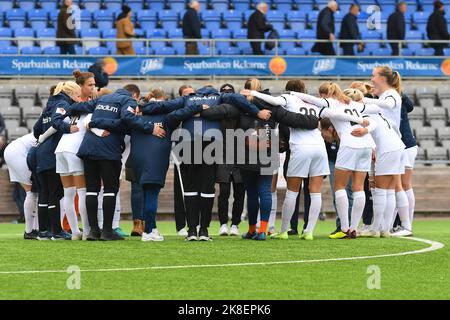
[344, 109, 361, 126]
[299, 107, 317, 117]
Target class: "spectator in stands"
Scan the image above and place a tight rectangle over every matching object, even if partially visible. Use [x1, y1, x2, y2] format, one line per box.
[339, 4, 361, 55]
[312, 1, 338, 55]
[116, 5, 136, 55]
[56, 0, 78, 55]
[88, 59, 109, 90]
[183, 1, 202, 55]
[387, 2, 407, 56]
[427, 1, 450, 56]
[247, 2, 273, 55]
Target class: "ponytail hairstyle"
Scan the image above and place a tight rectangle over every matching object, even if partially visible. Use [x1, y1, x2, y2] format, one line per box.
[319, 117, 339, 142]
[343, 88, 364, 102]
[350, 81, 368, 96]
[53, 81, 81, 97]
[73, 69, 94, 86]
[285, 79, 306, 93]
[375, 66, 402, 94]
[244, 78, 262, 102]
[318, 81, 351, 104]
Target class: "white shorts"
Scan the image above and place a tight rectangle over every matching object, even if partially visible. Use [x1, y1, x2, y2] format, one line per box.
[287, 144, 330, 178]
[375, 149, 406, 176]
[4, 145, 31, 185]
[336, 146, 372, 172]
[404, 146, 418, 169]
[56, 152, 84, 176]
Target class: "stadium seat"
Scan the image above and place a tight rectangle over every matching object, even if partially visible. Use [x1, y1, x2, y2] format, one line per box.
[107, 0, 124, 12]
[88, 47, 110, 56]
[233, 0, 251, 11]
[219, 46, 241, 55]
[168, 28, 183, 39]
[22, 105, 42, 120]
[14, 28, 35, 50]
[308, 11, 319, 24]
[437, 127, 450, 142]
[417, 87, 437, 108]
[224, 10, 243, 30]
[80, 29, 101, 50]
[212, 29, 232, 39]
[94, 9, 115, 30]
[19, 0, 38, 11]
[416, 126, 436, 148]
[171, 41, 185, 54]
[21, 46, 42, 55]
[36, 28, 56, 49]
[211, 0, 229, 12]
[43, 46, 60, 55]
[407, 42, 423, 52]
[427, 107, 447, 128]
[202, 10, 222, 30]
[438, 86, 450, 108]
[0, 0, 13, 10]
[0, 28, 13, 47]
[284, 46, 306, 55]
[4, 120, 20, 133]
[159, 10, 179, 30]
[427, 147, 448, 161]
[154, 46, 176, 55]
[416, 147, 426, 161]
[124, 0, 144, 12]
[298, 29, 316, 39]
[406, 30, 423, 40]
[8, 127, 29, 141]
[413, 11, 428, 24]
[28, 9, 49, 30]
[138, 10, 158, 30]
[78, 10, 93, 30]
[0, 106, 20, 121]
[6, 8, 26, 29]
[0, 85, 13, 106]
[16, 85, 37, 108]
[40, 0, 57, 10]
[38, 85, 52, 106]
[287, 11, 307, 30]
[169, 1, 186, 12]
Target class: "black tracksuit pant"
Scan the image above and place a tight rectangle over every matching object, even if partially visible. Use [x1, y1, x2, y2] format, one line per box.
[218, 179, 245, 226]
[84, 159, 122, 234]
[37, 169, 63, 234]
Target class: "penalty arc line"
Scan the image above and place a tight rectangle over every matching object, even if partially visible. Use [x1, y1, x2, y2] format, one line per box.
[0, 236, 444, 275]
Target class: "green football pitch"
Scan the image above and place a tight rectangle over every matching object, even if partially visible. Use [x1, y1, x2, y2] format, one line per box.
[0, 219, 448, 300]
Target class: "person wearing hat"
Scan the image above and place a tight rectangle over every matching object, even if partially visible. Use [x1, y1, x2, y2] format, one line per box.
[116, 5, 136, 55]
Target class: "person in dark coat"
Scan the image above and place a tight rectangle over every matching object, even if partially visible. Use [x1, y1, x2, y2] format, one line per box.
[33, 81, 81, 240]
[387, 2, 407, 56]
[427, 1, 450, 56]
[88, 59, 109, 90]
[247, 2, 273, 55]
[182, 1, 202, 55]
[339, 4, 361, 56]
[56, 0, 78, 55]
[312, 1, 338, 55]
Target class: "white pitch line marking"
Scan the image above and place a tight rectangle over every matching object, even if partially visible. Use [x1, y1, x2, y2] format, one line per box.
[0, 237, 444, 275]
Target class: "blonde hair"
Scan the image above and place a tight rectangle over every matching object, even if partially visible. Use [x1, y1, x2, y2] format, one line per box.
[145, 88, 166, 101]
[318, 82, 351, 104]
[374, 66, 402, 93]
[53, 81, 81, 97]
[343, 88, 364, 102]
[244, 78, 262, 102]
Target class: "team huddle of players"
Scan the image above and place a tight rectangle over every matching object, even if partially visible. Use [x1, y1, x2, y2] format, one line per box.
[3, 65, 417, 242]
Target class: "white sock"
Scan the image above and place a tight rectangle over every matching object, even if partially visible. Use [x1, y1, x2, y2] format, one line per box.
[256, 210, 261, 228]
[98, 188, 104, 229]
[24, 191, 37, 233]
[113, 190, 121, 229]
[350, 191, 366, 231]
[405, 188, 415, 226]
[77, 188, 90, 235]
[335, 189, 349, 232]
[60, 197, 65, 226]
[372, 188, 387, 231]
[304, 193, 322, 234]
[382, 190, 396, 232]
[396, 191, 412, 231]
[64, 187, 80, 234]
[268, 191, 277, 229]
[280, 190, 299, 233]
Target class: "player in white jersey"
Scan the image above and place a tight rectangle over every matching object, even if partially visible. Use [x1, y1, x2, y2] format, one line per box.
[345, 88, 412, 238]
[4, 133, 39, 238]
[54, 70, 96, 240]
[246, 80, 370, 240]
[291, 82, 382, 239]
[363, 66, 412, 237]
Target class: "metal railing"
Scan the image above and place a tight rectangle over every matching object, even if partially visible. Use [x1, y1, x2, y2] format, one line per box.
[2, 37, 449, 57]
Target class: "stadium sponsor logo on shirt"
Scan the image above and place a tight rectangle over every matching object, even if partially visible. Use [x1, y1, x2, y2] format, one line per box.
[140, 58, 165, 74]
[96, 104, 118, 113]
[312, 58, 336, 75]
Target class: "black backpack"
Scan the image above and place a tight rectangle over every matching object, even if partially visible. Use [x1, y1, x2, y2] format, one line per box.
[265, 29, 279, 51]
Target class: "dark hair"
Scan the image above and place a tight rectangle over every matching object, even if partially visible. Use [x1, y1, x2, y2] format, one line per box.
[349, 3, 359, 11]
[319, 118, 334, 130]
[178, 85, 193, 96]
[434, 1, 444, 10]
[220, 83, 235, 93]
[285, 79, 306, 93]
[49, 85, 57, 95]
[123, 84, 140, 97]
[73, 69, 94, 86]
